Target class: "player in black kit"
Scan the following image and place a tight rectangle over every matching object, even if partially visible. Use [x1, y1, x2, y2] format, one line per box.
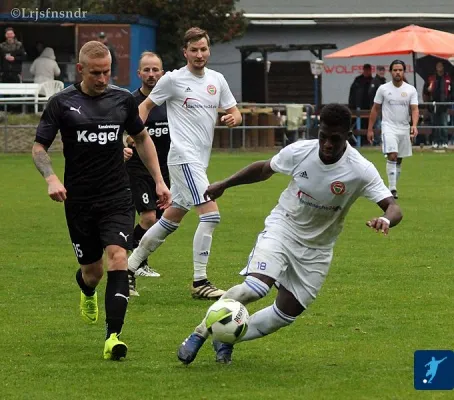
[31, 41, 171, 360]
[124, 52, 170, 294]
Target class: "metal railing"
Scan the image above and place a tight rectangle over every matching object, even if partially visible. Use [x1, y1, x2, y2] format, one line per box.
[216, 102, 315, 149]
[353, 101, 454, 146]
[0, 100, 316, 152]
[2, 99, 454, 152]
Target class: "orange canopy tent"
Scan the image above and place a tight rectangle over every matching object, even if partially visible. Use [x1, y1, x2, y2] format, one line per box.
[325, 24, 454, 89]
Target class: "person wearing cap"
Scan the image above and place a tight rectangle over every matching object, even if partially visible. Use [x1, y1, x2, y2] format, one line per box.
[98, 32, 118, 83]
[0, 27, 26, 83]
[368, 65, 387, 145]
[369, 66, 387, 106]
[348, 63, 373, 129]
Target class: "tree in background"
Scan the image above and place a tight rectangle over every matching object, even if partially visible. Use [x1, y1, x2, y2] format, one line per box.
[93, 0, 248, 70]
[17, 0, 248, 70]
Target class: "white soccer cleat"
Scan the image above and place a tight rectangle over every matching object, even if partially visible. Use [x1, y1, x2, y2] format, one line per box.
[135, 263, 160, 278]
[191, 282, 225, 300]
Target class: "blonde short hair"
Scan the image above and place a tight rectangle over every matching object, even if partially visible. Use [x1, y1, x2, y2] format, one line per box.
[138, 51, 163, 69]
[79, 41, 110, 65]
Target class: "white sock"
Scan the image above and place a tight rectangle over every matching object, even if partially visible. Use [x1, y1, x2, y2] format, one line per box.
[221, 276, 270, 304]
[193, 212, 220, 282]
[238, 302, 296, 342]
[396, 164, 401, 183]
[128, 217, 179, 272]
[386, 160, 397, 191]
[195, 276, 270, 338]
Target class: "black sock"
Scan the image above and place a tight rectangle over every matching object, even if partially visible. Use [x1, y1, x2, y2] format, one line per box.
[193, 278, 208, 288]
[76, 268, 96, 297]
[105, 270, 129, 339]
[133, 224, 148, 248]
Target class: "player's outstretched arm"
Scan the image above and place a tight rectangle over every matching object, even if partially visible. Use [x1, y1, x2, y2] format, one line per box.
[204, 160, 275, 201]
[366, 196, 402, 235]
[134, 130, 171, 209]
[138, 97, 156, 123]
[32, 142, 67, 202]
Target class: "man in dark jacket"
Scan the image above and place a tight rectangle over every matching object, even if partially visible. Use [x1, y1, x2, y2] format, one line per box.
[368, 65, 387, 145]
[424, 61, 452, 149]
[369, 65, 386, 106]
[98, 32, 118, 83]
[0, 27, 26, 83]
[348, 63, 373, 129]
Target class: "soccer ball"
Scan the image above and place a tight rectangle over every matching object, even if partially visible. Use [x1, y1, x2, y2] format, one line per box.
[205, 298, 249, 344]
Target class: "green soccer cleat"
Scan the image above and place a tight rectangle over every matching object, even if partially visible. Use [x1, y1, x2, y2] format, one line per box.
[80, 292, 98, 324]
[103, 333, 128, 361]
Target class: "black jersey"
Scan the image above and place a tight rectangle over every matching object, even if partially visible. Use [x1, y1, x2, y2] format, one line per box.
[126, 88, 170, 177]
[35, 83, 145, 202]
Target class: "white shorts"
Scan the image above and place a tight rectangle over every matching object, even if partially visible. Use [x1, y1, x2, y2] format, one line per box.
[239, 230, 333, 309]
[382, 129, 412, 157]
[168, 163, 210, 210]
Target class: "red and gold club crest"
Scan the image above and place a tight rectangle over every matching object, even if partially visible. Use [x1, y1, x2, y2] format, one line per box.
[207, 84, 216, 95]
[330, 181, 346, 195]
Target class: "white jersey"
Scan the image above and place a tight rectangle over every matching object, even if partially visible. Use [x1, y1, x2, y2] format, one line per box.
[149, 66, 237, 168]
[267, 140, 392, 249]
[373, 81, 418, 132]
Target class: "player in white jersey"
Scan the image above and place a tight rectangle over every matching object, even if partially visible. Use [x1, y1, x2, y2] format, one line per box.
[128, 27, 242, 299]
[177, 103, 403, 365]
[367, 60, 419, 200]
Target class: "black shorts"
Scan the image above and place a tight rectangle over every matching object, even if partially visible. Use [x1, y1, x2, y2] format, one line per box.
[64, 195, 135, 265]
[129, 173, 170, 215]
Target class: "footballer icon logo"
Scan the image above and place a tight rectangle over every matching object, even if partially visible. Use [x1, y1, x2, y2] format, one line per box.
[414, 350, 454, 390]
[207, 84, 217, 95]
[330, 181, 346, 195]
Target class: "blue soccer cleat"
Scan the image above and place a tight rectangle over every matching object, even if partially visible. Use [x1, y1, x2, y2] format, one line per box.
[213, 340, 234, 364]
[177, 333, 206, 365]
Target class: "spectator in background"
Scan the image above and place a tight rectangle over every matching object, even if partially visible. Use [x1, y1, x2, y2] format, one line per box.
[424, 61, 452, 149]
[30, 41, 45, 60]
[368, 65, 387, 145]
[369, 65, 387, 105]
[98, 32, 118, 83]
[30, 47, 61, 84]
[0, 27, 26, 83]
[348, 63, 373, 129]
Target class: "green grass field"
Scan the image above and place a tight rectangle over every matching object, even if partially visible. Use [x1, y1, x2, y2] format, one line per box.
[1, 149, 453, 399]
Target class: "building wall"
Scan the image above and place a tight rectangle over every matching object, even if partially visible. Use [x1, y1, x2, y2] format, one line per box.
[209, 21, 454, 105]
[129, 24, 157, 91]
[0, 14, 158, 91]
[237, 0, 454, 15]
